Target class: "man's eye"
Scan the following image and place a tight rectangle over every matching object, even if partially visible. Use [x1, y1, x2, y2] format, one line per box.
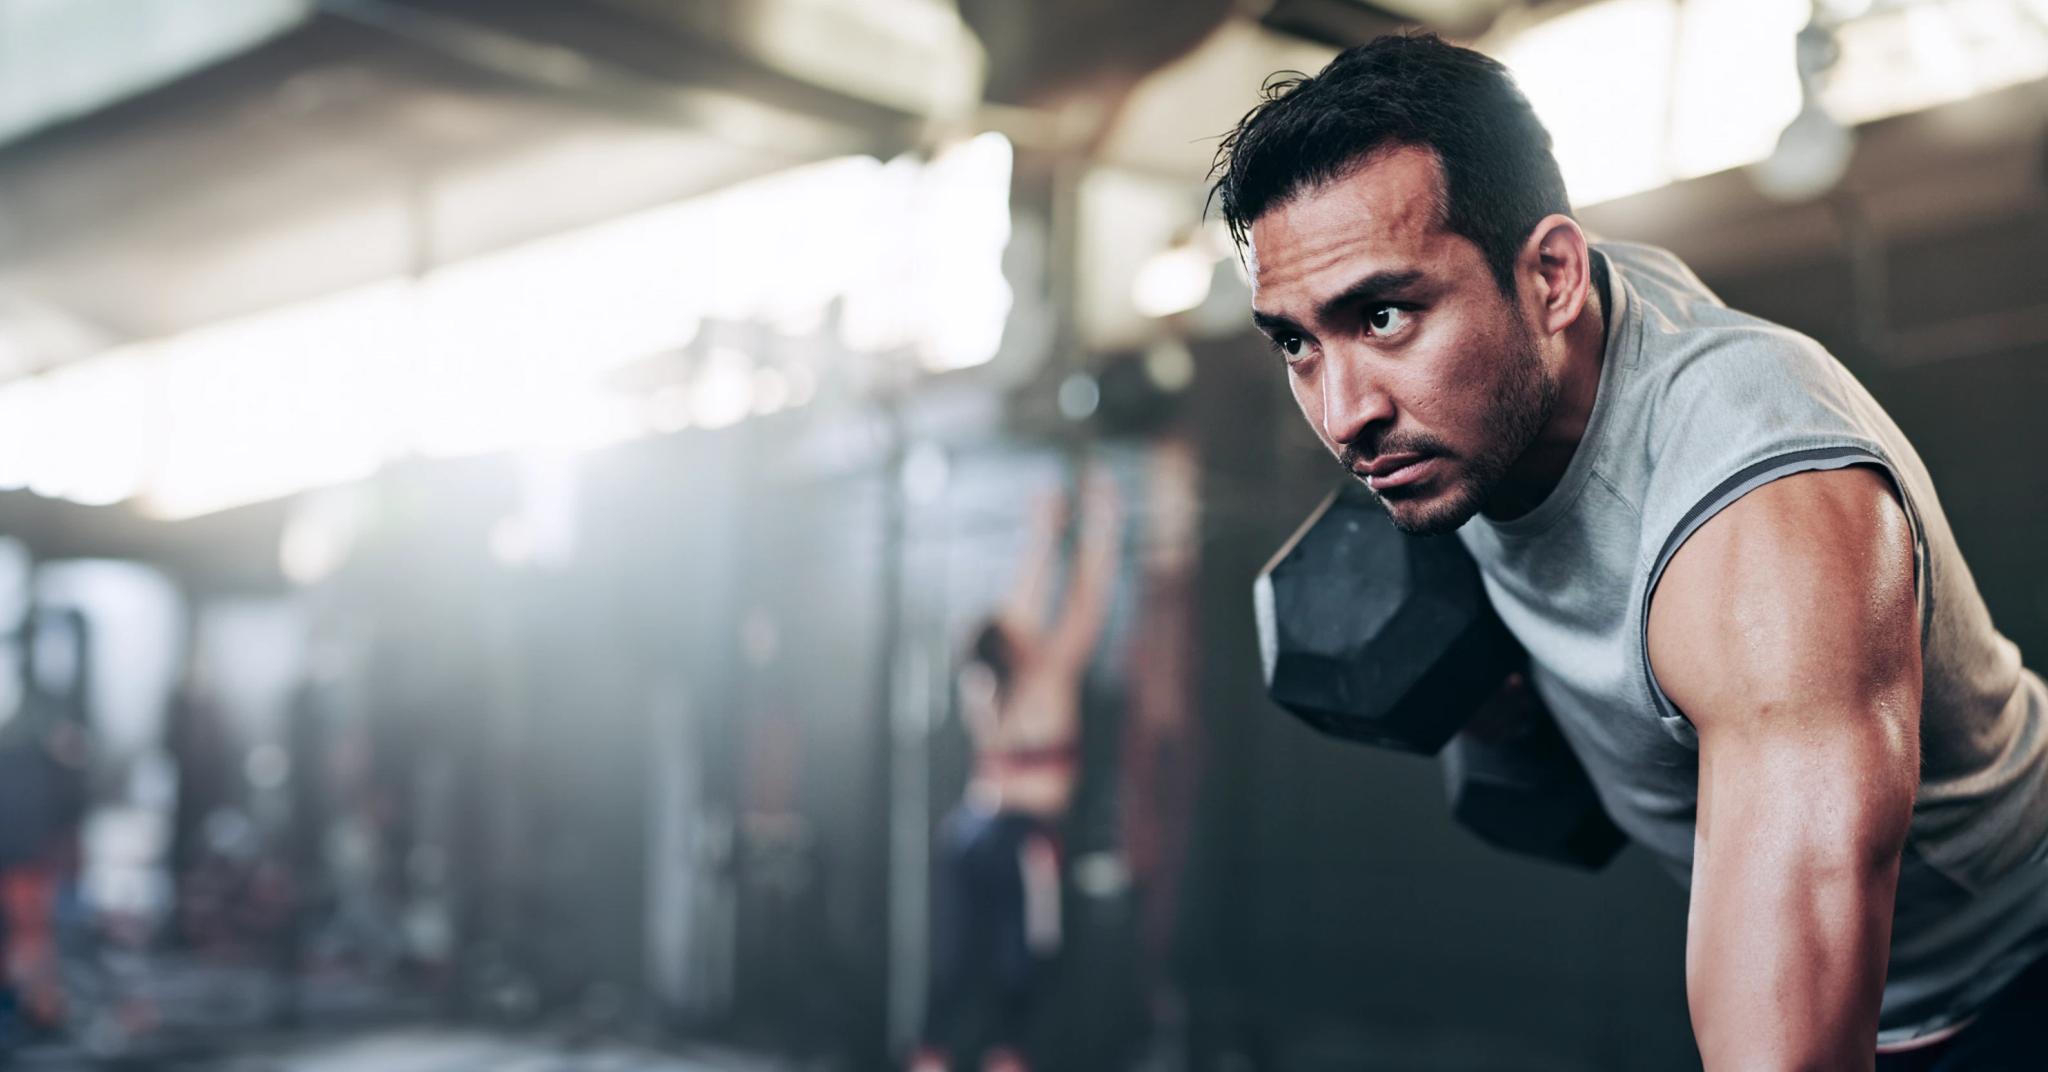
[1367, 305, 1410, 335]
[1274, 334, 1305, 358]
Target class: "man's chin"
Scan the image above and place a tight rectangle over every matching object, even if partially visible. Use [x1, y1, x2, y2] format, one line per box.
[1366, 479, 1482, 536]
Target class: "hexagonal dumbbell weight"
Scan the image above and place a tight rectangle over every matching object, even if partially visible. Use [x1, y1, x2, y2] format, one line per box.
[1254, 482, 1625, 869]
[1441, 675, 1626, 870]
[1253, 481, 1520, 752]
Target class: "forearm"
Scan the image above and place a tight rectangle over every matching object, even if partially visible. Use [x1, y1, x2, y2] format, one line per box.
[1048, 478, 1123, 666]
[1002, 498, 1066, 632]
[1066, 518, 1120, 628]
[1687, 735, 1911, 1070]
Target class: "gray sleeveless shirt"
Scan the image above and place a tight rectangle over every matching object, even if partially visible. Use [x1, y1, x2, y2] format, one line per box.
[1456, 241, 2048, 1044]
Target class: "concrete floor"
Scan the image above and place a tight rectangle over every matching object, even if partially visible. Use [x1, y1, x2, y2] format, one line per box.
[0, 955, 799, 1072]
[13, 1028, 795, 1071]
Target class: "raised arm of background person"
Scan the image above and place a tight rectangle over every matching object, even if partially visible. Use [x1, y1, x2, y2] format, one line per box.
[1045, 471, 1124, 675]
[1648, 466, 1921, 1071]
[1000, 489, 1070, 640]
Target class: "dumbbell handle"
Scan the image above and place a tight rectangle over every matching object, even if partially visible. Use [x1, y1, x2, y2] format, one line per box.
[1440, 674, 1628, 870]
[1460, 672, 1540, 745]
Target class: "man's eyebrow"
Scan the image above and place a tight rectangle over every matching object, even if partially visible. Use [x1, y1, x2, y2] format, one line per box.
[1314, 269, 1426, 325]
[1250, 309, 1300, 335]
[1249, 269, 1429, 336]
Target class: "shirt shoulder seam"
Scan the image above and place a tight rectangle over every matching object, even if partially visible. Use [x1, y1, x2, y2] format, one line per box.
[1588, 467, 1641, 518]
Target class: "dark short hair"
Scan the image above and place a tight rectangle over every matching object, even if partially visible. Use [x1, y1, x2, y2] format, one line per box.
[966, 617, 1019, 699]
[1210, 32, 1571, 296]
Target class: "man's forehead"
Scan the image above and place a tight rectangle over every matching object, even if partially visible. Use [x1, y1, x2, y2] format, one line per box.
[1249, 147, 1447, 256]
[1245, 147, 1458, 305]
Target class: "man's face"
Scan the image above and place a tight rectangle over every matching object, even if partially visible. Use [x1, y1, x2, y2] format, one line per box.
[1248, 146, 1556, 535]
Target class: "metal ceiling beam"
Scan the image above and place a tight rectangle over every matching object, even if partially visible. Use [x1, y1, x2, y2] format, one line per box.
[316, 0, 914, 160]
[1259, 0, 1514, 45]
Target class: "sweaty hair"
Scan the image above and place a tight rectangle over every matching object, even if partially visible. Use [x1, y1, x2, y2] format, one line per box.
[1209, 32, 1571, 296]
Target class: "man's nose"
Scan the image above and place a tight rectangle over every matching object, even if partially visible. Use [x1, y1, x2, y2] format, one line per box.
[1319, 351, 1394, 453]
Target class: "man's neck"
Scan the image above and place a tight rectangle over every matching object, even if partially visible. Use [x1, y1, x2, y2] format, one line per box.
[1482, 258, 1611, 521]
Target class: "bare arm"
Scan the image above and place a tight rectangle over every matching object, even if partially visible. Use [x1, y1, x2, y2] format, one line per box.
[1648, 467, 1920, 1071]
[999, 490, 1069, 639]
[1044, 472, 1124, 675]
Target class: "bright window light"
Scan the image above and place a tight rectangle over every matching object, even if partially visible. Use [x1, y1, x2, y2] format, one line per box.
[842, 132, 1015, 371]
[31, 355, 148, 506]
[1667, 0, 1805, 180]
[1496, 0, 1681, 206]
[1824, 0, 2048, 123]
[0, 377, 48, 491]
[752, 367, 792, 414]
[140, 282, 407, 520]
[907, 132, 1015, 372]
[1132, 246, 1215, 320]
[690, 348, 757, 431]
[0, 137, 1015, 519]
[1492, 0, 2048, 206]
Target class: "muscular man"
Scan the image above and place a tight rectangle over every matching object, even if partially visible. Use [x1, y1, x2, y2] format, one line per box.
[1212, 34, 2048, 1068]
[914, 476, 1122, 1072]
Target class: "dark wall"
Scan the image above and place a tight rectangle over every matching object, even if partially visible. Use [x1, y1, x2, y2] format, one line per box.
[618, 428, 896, 1062]
[324, 424, 898, 1061]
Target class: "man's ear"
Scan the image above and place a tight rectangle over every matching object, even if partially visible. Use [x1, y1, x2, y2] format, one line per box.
[1519, 215, 1593, 337]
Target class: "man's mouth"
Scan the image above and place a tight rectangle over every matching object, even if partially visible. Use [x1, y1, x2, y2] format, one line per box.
[1357, 453, 1436, 491]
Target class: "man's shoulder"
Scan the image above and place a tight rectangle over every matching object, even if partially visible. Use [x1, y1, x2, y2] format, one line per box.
[1595, 243, 1889, 538]
[1594, 239, 1724, 309]
[1598, 237, 1837, 392]
[1600, 239, 1815, 354]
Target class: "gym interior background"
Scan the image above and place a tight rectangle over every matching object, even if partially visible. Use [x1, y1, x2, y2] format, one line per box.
[0, 0, 2044, 1068]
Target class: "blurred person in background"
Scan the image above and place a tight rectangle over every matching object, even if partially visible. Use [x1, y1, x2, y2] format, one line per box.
[0, 610, 92, 1044]
[913, 474, 1123, 1072]
[1215, 31, 2048, 1069]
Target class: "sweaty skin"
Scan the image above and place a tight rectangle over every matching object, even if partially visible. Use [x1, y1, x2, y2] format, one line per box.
[1247, 144, 1923, 1067]
[1246, 144, 1604, 534]
[1651, 466, 1920, 1071]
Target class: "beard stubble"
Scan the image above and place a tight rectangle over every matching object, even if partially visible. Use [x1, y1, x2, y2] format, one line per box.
[1349, 324, 1559, 536]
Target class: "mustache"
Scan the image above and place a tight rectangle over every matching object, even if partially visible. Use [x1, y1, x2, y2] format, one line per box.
[1338, 432, 1454, 469]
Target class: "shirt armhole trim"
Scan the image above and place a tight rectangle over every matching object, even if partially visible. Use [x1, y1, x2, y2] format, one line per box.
[1639, 445, 1930, 744]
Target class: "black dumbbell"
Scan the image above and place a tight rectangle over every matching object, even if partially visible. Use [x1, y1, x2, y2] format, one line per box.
[1254, 482, 1625, 869]
[1253, 481, 1518, 752]
[1441, 676, 1625, 870]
